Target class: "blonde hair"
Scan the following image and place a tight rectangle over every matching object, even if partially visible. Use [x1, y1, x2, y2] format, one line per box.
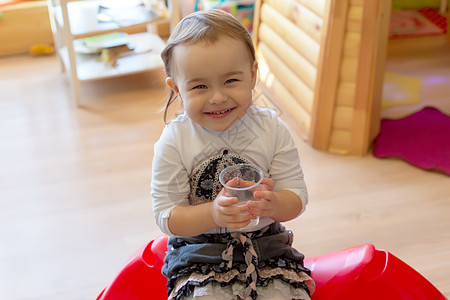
[160, 9, 256, 123]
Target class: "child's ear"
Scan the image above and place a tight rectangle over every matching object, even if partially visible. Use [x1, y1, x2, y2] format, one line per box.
[166, 77, 179, 93]
[251, 61, 258, 88]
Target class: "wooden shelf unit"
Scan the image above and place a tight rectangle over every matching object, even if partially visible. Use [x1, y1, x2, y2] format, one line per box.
[47, 0, 170, 105]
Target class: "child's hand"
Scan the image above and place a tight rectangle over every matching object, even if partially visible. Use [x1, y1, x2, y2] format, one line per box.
[248, 177, 278, 218]
[210, 178, 255, 229]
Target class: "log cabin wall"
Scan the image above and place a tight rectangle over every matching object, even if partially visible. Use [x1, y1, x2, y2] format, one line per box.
[253, 0, 327, 140]
[253, 0, 391, 155]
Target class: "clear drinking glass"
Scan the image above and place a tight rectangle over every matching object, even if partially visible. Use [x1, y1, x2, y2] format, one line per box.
[219, 164, 263, 231]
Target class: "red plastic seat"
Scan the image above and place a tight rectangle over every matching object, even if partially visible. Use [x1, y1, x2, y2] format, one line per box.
[304, 244, 447, 299]
[97, 235, 447, 300]
[97, 235, 169, 300]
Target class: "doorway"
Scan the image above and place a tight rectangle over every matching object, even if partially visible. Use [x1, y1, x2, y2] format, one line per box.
[382, 2, 450, 120]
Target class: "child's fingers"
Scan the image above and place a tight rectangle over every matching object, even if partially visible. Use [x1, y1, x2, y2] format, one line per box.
[247, 199, 273, 217]
[222, 177, 240, 197]
[225, 178, 258, 190]
[248, 199, 269, 210]
[225, 215, 254, 229]
[224, 204, 251, 219]
[253, 190, 274, 201]
[223, 177, 240, 188]
[216, 195, 239, 207]
[215, 196, 249, 213]
[214, 200, 253, 226]
[214, 205, 253, 228]
[238, 179, 257, 188]
[261, 177, 275, 190]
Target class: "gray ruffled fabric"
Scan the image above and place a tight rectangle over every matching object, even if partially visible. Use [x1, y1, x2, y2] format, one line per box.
[162, 222, 313, 300]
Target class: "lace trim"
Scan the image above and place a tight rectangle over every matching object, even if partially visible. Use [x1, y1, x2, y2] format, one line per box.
[179, 278, 311, 300]
[259, 267, 315, 294]
[169, 268, 314, 300]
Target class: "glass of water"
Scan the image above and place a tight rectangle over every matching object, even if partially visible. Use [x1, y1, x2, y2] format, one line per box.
[219, 164, 264, 231]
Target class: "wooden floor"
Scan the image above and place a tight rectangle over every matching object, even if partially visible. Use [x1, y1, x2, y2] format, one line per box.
[382, 35, 450, 119]
[0, 36, 449, 299]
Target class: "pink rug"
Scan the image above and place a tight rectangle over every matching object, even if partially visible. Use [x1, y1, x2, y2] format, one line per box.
[373, 107, 450, 175]
[390, 8, 447, 38]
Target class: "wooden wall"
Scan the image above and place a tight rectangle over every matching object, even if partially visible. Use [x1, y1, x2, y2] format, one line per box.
[253, 0, 327, 140]
[253, 0, 391, 155]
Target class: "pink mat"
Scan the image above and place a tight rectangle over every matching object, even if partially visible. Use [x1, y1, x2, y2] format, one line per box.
[373, 107, 450, 175]
[389, 9, 447, 39]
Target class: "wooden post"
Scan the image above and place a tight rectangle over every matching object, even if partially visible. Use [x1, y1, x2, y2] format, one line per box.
[368, 0, 391, 148]
[252, 0, 263, 47]
[310, 0, 349, 151]
[349, 0, 390, 155]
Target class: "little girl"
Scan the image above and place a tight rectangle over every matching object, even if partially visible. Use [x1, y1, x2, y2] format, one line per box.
[151, 9, 315, 300]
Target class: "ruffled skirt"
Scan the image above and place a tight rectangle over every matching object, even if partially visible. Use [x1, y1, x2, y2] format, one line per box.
[162, 223, 315, 300]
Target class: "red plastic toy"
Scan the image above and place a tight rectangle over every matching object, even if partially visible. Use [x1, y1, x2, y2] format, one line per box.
[97, 235, 447, 300]
[97, 235, 169, 300]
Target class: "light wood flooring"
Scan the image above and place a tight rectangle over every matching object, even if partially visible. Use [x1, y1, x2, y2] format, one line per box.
[383, 35, 450, 119]
[0, 36, 449, 299]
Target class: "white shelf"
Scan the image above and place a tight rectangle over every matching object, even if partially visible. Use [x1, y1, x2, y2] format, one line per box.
[55, 0, 165, 38]
[47, 0, 170, 105]
[74, 32, 165, 81]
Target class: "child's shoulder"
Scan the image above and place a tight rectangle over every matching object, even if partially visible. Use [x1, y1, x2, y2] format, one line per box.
[249, 105, 278, 119]
[165, 113, 192, 130]
[159, 113, 193, 141]
[248, 106, 281, 128]
[248, 106, 291, 136]
[168, 112, 189, 124]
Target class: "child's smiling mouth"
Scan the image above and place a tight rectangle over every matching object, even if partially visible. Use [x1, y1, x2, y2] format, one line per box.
[206, 108, 233, 115]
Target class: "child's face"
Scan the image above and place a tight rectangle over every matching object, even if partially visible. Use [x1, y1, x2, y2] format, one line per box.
[166, 37, 257, 132]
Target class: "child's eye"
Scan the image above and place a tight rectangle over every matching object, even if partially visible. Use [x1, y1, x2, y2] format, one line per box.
[225, 79, 238, 84]
[193, 85, 207, 90]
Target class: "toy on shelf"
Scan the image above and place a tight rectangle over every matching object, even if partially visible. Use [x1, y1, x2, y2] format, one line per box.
[97, 235, 447, 300]
[195, 0, 255, 33]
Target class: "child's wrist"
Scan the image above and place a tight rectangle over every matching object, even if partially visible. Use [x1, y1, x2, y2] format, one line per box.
[206, 201, 219, 228]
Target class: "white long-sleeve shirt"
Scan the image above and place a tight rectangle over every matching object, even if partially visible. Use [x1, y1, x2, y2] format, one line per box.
[151, 106, 308, 236]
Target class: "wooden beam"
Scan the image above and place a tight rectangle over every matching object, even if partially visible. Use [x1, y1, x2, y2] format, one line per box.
[343, 32, 361, 57]
[346, 5, 363, 32]
[260, 3, 320, 66]
[259, 23, 317, 90]
[332, 106, 353, 130]
[329, 129, 351, 154]
[293, 0, 326, 18]
[336, 82, 356, 107]
[258, 75, 312, 137]
[266, 0, 323, 42]
[368, 0, 391, 148]
[349, 0, 390, 155]
[310, 0, 349, 151]
[259, 42, 314, 113]
[252, 0, 263, 47]
[340, 57, 358, 82]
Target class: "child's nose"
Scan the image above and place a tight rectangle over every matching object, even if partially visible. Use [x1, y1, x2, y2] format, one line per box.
[209, 89, 227, 104]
